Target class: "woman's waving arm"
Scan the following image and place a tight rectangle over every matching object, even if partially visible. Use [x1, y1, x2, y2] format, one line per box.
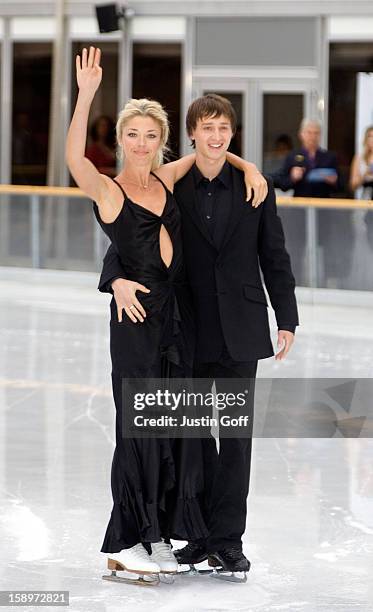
[66, 47, 110, 204]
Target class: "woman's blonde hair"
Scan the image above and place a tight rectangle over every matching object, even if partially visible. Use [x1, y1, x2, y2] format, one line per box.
[363, 125, 373, 164]
[116, 98, 170, 169]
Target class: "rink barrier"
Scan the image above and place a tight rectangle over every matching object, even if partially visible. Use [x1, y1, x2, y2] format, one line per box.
[0, 184, 372, 284]
[0, 185, 97, 269]
[0, 183, 372, 207]
[277, 196, 372, 287]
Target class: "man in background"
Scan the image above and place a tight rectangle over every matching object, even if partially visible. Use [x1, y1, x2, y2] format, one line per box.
[274, 119, 348, 287]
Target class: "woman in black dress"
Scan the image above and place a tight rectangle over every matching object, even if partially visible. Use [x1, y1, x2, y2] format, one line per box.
[66, 46, 263, 581]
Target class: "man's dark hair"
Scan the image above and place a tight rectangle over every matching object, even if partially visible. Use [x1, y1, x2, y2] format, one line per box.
[186, 94, 237, 146]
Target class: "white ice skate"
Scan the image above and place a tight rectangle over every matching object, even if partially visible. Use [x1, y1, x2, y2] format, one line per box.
[102, 543, 161, 586]
[151, 540, 178, 582]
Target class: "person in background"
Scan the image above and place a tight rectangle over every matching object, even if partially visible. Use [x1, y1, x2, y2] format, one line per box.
[275, 119, 339, 197]
[12, 112, 39, 184]
[350, 126, 373, 254]
[350, 125, 373, 199]
[85, 115, 117, 177]
[274, 119, 347, 287]
[263, 133, 293, 175]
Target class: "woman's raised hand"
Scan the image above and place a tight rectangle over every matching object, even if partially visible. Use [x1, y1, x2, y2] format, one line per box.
[76, 47, 102, 97]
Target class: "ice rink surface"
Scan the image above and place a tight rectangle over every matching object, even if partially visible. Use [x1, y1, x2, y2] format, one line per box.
[0, 268, 372, 612]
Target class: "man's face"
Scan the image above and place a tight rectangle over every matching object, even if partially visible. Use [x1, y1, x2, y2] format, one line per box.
[190, 114, 233, 161]
[299, 124, 321, 151]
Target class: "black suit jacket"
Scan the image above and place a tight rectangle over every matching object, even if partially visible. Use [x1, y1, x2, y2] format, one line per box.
[274, 147, 340, 197]
[98, 167, 298, 362]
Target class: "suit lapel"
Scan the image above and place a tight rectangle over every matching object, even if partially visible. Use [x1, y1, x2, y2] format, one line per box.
[176, 171, 217, 250]
[219, 167, 248, 252]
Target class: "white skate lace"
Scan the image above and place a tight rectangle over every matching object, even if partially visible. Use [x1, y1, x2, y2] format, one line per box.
[152, 541, 174, 559]
[126, 544, 152, 560]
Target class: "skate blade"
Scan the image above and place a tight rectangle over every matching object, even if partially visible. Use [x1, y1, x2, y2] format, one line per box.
[102, 570, 159, 586]
[159, 572, 177, 584]
[209, 569, 247, 583]
[177, 564, 220, 577]
[178, 569, 215, 576]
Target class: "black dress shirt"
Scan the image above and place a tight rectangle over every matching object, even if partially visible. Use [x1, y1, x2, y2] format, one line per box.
[192, 161, 233, 250]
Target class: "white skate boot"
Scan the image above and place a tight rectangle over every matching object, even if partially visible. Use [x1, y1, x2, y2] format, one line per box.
[151, 539, 178, 579]
[103, 543, 161, 586]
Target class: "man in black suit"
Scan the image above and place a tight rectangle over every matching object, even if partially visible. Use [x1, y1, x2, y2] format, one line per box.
[98, 94, 298, 573]
[274, 118, 339, 197]
[273, 118, 346, 286]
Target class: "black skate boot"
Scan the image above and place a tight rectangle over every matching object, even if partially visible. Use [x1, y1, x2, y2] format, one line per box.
[174, 542, 208, 565]
[207, 545, 250, 583]
[174, 542, 217, 577]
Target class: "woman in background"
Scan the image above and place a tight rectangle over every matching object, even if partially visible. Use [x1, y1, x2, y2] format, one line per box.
[350, 125, 373, 198]
[349, 126, 373, 286]
[350, 126, 373, 254]
[85, 115, 116, 176]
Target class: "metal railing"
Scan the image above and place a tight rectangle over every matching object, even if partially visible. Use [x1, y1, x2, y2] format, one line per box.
[0, 184, 372, 290]
[0, 185, 102, 271]
[277, 194, 373, 290]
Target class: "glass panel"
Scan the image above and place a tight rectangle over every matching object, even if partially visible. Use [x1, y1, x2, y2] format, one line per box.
[262, 93, 303, 174]
[277, 205, 373, 291]
[70, 41, 119, 181]
[8, 196, 30, 257]
[12, 43, 52, 185]
[317, 208, 373, 290]
[202, 91, 243, 156]
[0, 194, 105, 271]
[278, 206, 308, 287]
[40, 197, 102, 271]
[133, 43, 182, 159]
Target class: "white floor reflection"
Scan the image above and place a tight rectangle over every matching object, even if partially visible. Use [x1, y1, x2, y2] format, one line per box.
[0, 269, 372, 611]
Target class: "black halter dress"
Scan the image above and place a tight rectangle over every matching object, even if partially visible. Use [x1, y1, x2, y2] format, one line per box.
[93, 173, 208, 552]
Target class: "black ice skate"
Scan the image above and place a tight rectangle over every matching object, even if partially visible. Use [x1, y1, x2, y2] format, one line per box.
[174, 542, 216, 578]
[207, 545, 251, 583]
[175, 542, 246, 581]
[174, 542, 208, 565]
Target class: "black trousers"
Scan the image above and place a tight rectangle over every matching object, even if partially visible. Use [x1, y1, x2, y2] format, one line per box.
[194, 347, 258, 552]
